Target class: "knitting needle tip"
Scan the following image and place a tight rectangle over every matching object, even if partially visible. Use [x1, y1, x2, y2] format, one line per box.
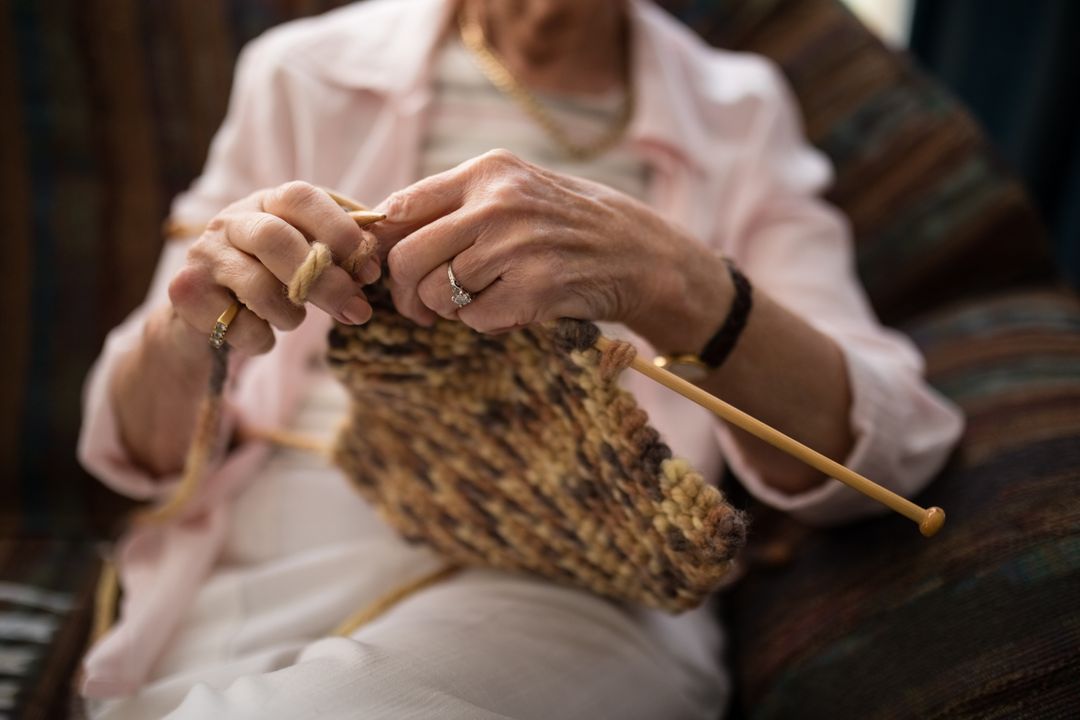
[918, 507, 946, 537]
[349, 210, 387, 227]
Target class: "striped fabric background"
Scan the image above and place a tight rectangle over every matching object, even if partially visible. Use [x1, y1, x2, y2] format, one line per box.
[1, 0, 351, 536]
[0, 0, 1077, 717]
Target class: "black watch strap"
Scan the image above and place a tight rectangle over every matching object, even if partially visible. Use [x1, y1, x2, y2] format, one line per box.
[699, 259, 753, 369]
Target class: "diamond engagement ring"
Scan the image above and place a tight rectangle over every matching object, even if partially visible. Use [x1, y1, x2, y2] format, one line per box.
[209, 301, 241, 349]
[447, 263, 473, 308]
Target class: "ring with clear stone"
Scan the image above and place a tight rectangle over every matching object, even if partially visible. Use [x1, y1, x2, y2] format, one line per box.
[447, 263, 473, 308]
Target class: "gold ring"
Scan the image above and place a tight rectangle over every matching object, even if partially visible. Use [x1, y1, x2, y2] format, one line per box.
[209, 301, 241, 349]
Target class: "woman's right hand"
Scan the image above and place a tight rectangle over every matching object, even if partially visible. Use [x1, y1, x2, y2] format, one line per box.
[168, 181, 381, 357]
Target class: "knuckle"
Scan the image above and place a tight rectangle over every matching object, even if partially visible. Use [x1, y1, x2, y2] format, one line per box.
[186, 234, 215, 263]
[249, 214, 295, 256]
[483, 148, 519, 167]
[385, 244, 415, 283]
[486, 179, 523, 207]
[271, 180, 319, 209]
[168, 265, 208, 308]
[383, 188, 415, 220]
[204, 215, 227, 235]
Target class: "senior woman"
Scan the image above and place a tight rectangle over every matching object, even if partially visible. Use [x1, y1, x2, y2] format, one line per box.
[79, 0, 963, 717]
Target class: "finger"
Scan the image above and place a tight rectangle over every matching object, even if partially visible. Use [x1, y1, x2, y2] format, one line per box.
[261, 181, 371, 278]
[369, 170, 467, 251]
[354, 229, 382, 285]
[208, 244, 306, 331]
[415, 245, 503, 320]
[370, 148, 527, 250]
[386, 210, 484, 322]
[388, 274, 438, 327]
[226, 212, 372, 325]
[168, 265, 275, 355]
[455, 279, 539, 335]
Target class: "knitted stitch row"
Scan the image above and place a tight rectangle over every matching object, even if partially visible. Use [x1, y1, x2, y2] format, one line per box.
[329, 280, 748, 611]
[141, 229, 748, 613]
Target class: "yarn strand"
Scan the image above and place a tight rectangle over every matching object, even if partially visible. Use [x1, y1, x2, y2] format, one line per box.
[288, 242, 334, 305]
[135, 343, 230, 525]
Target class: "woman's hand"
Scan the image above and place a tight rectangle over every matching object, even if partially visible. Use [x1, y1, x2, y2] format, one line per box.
[168, 181, 381, 357]
[111, 181, 381, 476]
[371, 150, 730, 352]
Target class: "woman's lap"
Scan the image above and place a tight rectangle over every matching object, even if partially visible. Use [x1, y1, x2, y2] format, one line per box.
[95, 561, 727, 719]
[90, 449, 727, 719]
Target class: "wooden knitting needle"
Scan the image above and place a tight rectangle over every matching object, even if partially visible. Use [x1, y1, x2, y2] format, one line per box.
[183, 187, 941, 535]
[320, 189, 387, 226]
[594, 337, 946, 537]
[163, 190, 384, 240]
[347, 210, 387, 226]
[324, 187, 944, 536]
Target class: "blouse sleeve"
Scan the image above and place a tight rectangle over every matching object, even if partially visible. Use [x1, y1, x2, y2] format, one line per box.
[714, 59, 964, 526]
[77, 36, 296, 498]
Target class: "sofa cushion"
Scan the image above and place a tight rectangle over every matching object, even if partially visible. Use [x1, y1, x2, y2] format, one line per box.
[725, 288, 1080, 719]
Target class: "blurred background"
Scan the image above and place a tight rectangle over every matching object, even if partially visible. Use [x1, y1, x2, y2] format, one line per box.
[1, 1, 1077, 718]
[846, 0, 1080, 284]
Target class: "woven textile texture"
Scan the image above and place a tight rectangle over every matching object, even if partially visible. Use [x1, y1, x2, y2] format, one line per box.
[0, 538, 100, 720]
[725, 290, 1080, 719]
[329, 284, 748, 610]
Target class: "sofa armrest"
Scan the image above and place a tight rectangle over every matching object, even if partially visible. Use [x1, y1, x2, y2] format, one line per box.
[0, 536, 101, 719]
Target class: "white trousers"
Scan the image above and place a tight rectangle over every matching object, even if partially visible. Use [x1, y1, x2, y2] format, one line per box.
[89, 377, 729, 719]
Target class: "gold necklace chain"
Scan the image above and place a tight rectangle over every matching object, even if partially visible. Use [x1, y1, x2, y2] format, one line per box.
[457, 8, 634, 162]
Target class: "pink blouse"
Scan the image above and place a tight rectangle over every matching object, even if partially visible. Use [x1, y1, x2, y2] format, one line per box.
[77, 0, 963, 698]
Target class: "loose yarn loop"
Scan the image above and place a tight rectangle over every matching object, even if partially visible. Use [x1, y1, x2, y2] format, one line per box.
[343, 235, 377, 281]
[288, 242, 333, 305]
[598, 339, 636, 382]
[552, 317, 638, 382]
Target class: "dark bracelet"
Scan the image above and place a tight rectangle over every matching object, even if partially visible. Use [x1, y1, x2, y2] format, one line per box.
[699, 258, 753, 369]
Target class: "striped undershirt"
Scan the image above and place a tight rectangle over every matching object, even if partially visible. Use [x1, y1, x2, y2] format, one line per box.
[419, 35, 650, 202]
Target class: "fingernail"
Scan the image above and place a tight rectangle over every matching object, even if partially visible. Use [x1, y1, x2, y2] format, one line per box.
[342, 296, 372, 325]
[360, 260, 381, 285]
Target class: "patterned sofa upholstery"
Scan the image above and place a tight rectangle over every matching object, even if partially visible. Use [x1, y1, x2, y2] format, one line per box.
[2, 0, 1077, 717]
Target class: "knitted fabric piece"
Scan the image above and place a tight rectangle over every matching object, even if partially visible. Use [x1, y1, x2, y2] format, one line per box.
[328, 283, 748, 611]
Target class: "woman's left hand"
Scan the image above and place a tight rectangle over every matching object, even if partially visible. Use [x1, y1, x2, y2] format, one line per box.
[369, 149, 727, 350]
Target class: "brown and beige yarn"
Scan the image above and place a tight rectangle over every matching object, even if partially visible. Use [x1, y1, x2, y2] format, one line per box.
[136, 206, 747, 622]
[328, 280, 747, 611]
